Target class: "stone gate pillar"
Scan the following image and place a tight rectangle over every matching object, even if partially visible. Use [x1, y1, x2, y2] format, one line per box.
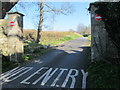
[89, 3, 107, 61]
[0, 1, 2, 19]
[7, 12, 24, 63]
[0, 1, 2, 74]
[89, 3, 119, 61]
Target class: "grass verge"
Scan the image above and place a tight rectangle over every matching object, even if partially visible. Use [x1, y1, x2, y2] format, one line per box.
[88, 35, 91, 41]
[2, 61, 19, 72]
[24, 40, 52, 61]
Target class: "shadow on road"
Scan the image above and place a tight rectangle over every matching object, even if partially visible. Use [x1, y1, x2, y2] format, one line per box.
[24, 46, 91, 70]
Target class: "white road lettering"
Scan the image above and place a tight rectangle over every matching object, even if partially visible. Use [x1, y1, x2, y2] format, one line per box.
[1, 67, 88, 88]
[20, 67, 48, 84]
[0, 67, 19, 77]
[51, 68, 68, 87]
[0, 67, 25, 80]
[8, 67, 33, 81]
[61, 69, 79, 88]
[32, 68, 58, 85]
[4, 67, 29, 80]
[81, 69, 88, 89]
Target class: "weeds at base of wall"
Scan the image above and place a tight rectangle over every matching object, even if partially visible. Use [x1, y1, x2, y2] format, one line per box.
[87, 60, 120, 89]
[2, 61, 19, 73]
[2, 41, 52, 72]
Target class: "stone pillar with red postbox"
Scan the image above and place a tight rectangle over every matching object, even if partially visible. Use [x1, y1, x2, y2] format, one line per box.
[7, 12, 24, 63]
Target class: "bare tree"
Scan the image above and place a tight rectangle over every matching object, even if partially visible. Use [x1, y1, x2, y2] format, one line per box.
[36, 1, 74, 43]
[3, 1, 74, 43]
[36, 0, 44, 43]
[77, 24, 91, 35]
[76, 23, 86, 33]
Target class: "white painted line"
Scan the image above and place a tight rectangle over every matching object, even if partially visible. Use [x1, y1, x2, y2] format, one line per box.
[32, 68, 58, 85]
[61, 69, 79, 88]
[8, 67, 33, 81]
[81, 69, 88, 89]
[51, 68, 68, 87]
[0, 67, 25, 80]
[41, 68, 58, 85]
[4, 67, 28, 80]
[0, 67, 19, 77]
[20, 67, 48, 84]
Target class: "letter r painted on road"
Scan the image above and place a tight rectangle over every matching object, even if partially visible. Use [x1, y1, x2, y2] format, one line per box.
[61, 69, 79, 88]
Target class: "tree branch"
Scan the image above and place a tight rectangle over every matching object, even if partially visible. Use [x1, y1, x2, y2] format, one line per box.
[44, 4, 67, 15]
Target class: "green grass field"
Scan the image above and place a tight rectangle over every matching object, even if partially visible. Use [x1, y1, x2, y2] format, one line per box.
[23, 30, 83, 61]
[23, 30, 83, 46]
[40, 31, 83, 45]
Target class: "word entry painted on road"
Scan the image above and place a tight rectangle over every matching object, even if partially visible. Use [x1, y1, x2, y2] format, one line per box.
[0, 67, 88, 89]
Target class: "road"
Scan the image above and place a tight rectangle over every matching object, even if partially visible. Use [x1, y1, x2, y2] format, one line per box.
[0, 37, 91, 90]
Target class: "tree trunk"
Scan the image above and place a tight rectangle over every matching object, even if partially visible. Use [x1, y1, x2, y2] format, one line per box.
[36, 0, 44, 43]
[0, 0, 19, 19]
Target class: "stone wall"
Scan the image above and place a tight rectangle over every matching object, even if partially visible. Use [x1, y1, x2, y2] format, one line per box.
[89, 3, 119, 61]
[0, 12, 24, 62]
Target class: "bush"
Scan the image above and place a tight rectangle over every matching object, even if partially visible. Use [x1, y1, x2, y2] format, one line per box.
[88, 35, 91, 41]
[23, 55, 30, 61]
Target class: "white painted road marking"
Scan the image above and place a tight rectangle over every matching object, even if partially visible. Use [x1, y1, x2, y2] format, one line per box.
[33, 68, 58, 85]
[0, 67, 19, 77]
[4, 67, 29, 80]
[81, 69, 88, 89]
[0, 67, 20, 80]
[51, 68, 68, 87]
[0, 67, 33, 84]
[61, 69, 79, 88]
[1, 67, 88, 88]
[8, 67, 33, 81]
[20, 67, 48, 84]
[0, 67, 27, 80]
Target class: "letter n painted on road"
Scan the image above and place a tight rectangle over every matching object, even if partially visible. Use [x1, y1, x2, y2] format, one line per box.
[32, 68, 58, 85]
[20, 67, 48, 84]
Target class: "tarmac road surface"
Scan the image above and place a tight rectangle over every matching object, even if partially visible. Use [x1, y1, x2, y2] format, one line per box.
[0, 37, 91, 90]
